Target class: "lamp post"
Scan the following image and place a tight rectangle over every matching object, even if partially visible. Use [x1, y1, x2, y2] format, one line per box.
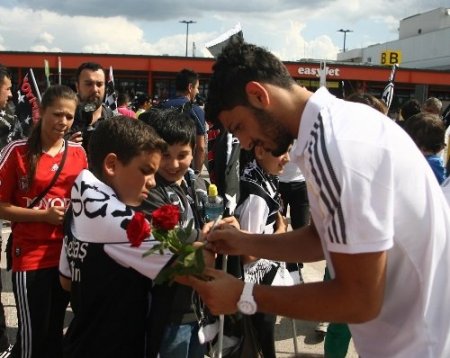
[180, 20, 196, 57]
[337, 29, 353, 52]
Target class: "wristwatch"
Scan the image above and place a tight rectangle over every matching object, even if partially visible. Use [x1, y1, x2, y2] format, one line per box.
[237, 282, 257, 315]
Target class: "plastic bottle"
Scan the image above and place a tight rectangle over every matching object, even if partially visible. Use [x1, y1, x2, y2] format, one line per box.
[204, 184, 224, 222]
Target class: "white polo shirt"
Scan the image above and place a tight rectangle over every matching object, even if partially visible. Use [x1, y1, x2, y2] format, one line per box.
[293, 87, 450, 358]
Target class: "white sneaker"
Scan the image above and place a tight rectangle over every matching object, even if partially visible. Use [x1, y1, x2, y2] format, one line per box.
[315, 322, 329, 336]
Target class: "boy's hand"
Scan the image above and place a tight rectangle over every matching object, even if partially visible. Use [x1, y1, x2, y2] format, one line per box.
[201, 216, 240, 237]
[275, 212, 288, 233]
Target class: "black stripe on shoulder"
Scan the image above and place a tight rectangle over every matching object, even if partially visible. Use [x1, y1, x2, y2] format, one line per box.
[307, 113, 346, 244]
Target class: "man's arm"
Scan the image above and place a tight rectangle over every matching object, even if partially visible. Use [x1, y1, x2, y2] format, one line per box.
[205, 221, 325, 263]
[187, 249, 386, 324]
[193, 134, 206, 172]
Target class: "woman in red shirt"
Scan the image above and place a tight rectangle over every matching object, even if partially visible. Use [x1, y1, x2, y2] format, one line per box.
[0, 85, 88, 358]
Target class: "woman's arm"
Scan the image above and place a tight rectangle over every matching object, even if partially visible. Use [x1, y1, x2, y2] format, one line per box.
[0, 202, 65, 225]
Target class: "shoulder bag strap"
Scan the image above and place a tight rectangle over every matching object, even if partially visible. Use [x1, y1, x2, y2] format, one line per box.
[6, 141, 69, 268]
[27, 139, 69, 209]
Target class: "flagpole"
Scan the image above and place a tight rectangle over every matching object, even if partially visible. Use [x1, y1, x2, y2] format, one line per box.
[217, 253, 228, 358]
[58, 57, 62, 85]
[29, 68, 42, 102]
[44, 59, 50, 89]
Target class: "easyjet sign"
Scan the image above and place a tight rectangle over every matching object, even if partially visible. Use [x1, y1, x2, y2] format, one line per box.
[297, 67, 341, 77]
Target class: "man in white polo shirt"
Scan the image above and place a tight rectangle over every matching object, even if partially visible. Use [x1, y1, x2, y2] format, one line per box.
[184, 40, 450, 358]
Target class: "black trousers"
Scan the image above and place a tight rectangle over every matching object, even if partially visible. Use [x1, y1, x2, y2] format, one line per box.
[251, 312, 277, 358]
[0, 268, 9, 351]
[279, 180, 310, 272]
[279, 180, 310, 230]
[11, 267, 69, 358]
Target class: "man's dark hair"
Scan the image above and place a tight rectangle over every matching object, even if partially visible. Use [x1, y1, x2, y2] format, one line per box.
[141, 108, 196, 150]
[88, 116, 167, 179]
[75, 62, 105, 83]
[205, 39, 295, 125]
[0, 64, 11, 86]
[403, 112, 445, 153]
[401, 99, 421, 121]
[346, 93, 388, 114]
[175, 69, 199, 93]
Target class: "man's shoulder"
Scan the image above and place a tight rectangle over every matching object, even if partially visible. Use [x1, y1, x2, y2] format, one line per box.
[162, 97, 187, 107]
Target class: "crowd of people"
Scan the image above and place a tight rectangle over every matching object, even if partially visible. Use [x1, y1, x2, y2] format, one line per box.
[0, 36, 449, 358]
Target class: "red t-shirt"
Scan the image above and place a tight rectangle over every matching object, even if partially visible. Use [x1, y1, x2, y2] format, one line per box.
[0, 139, 88, 271]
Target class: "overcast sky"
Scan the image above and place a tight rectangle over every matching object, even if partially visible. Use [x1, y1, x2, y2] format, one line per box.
[0, 0, 447, 60]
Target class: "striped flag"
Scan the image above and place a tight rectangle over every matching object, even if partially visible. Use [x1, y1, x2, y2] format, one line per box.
[381, 64, 398, 111]
[104, 66, 117, 111]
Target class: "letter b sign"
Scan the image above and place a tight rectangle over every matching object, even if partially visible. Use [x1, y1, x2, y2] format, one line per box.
[381, 51, 402, 65]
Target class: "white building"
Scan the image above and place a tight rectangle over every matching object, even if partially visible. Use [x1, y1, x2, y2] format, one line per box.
[337, 8, 450, 70]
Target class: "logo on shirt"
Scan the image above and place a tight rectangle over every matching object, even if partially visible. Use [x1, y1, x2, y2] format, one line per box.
[23, 196, 71, 209]
[18, 176, 29, 191]
[51, 164, 59, 172]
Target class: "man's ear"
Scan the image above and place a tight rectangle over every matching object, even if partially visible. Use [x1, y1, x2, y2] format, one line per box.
[103, 153, 118, 178]
[245, 81, 270, 109]
[254, 144, 265, 160]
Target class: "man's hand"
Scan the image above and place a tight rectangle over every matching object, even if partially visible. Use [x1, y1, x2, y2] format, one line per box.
[192, 241, 216, 268]
[68, 131, 83, 144]
[178, 267, 244, 315]
[204, 223, 249, 256]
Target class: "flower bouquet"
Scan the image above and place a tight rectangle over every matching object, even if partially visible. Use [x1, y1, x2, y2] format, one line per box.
[126, 204, 205, 284]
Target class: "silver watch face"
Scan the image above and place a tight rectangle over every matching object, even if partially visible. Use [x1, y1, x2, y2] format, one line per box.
[238, 300, 257, 315]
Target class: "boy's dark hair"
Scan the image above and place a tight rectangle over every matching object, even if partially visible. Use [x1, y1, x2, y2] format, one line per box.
[75, 62, 105, 83]
[0, 64, 11, 86]
[88, 116, 167, 178]
[175, 69, 199, 93]
[205, 39, 295, 126]
[403, 112, 445, 153]
[135, 94, 150, 107]
[117, 92, 130, 106]
[141, 108, 196, 149]
[401, 99, 421, 121]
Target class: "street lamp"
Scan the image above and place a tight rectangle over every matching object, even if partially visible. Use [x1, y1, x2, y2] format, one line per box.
[337, 29, 353, 52]
[180, 20, 196, 57]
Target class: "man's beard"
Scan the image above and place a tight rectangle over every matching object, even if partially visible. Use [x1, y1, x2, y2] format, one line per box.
[251, 107, 294, 156]
[79, 94, 102, 111]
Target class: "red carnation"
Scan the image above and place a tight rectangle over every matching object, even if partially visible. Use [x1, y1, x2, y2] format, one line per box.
[152, 204, 180, 231]
[126, 212, 151, 247]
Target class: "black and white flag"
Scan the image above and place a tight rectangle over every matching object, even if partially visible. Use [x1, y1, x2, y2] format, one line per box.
[381, 64, 398, 111]
[104, 66, 117, 111]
